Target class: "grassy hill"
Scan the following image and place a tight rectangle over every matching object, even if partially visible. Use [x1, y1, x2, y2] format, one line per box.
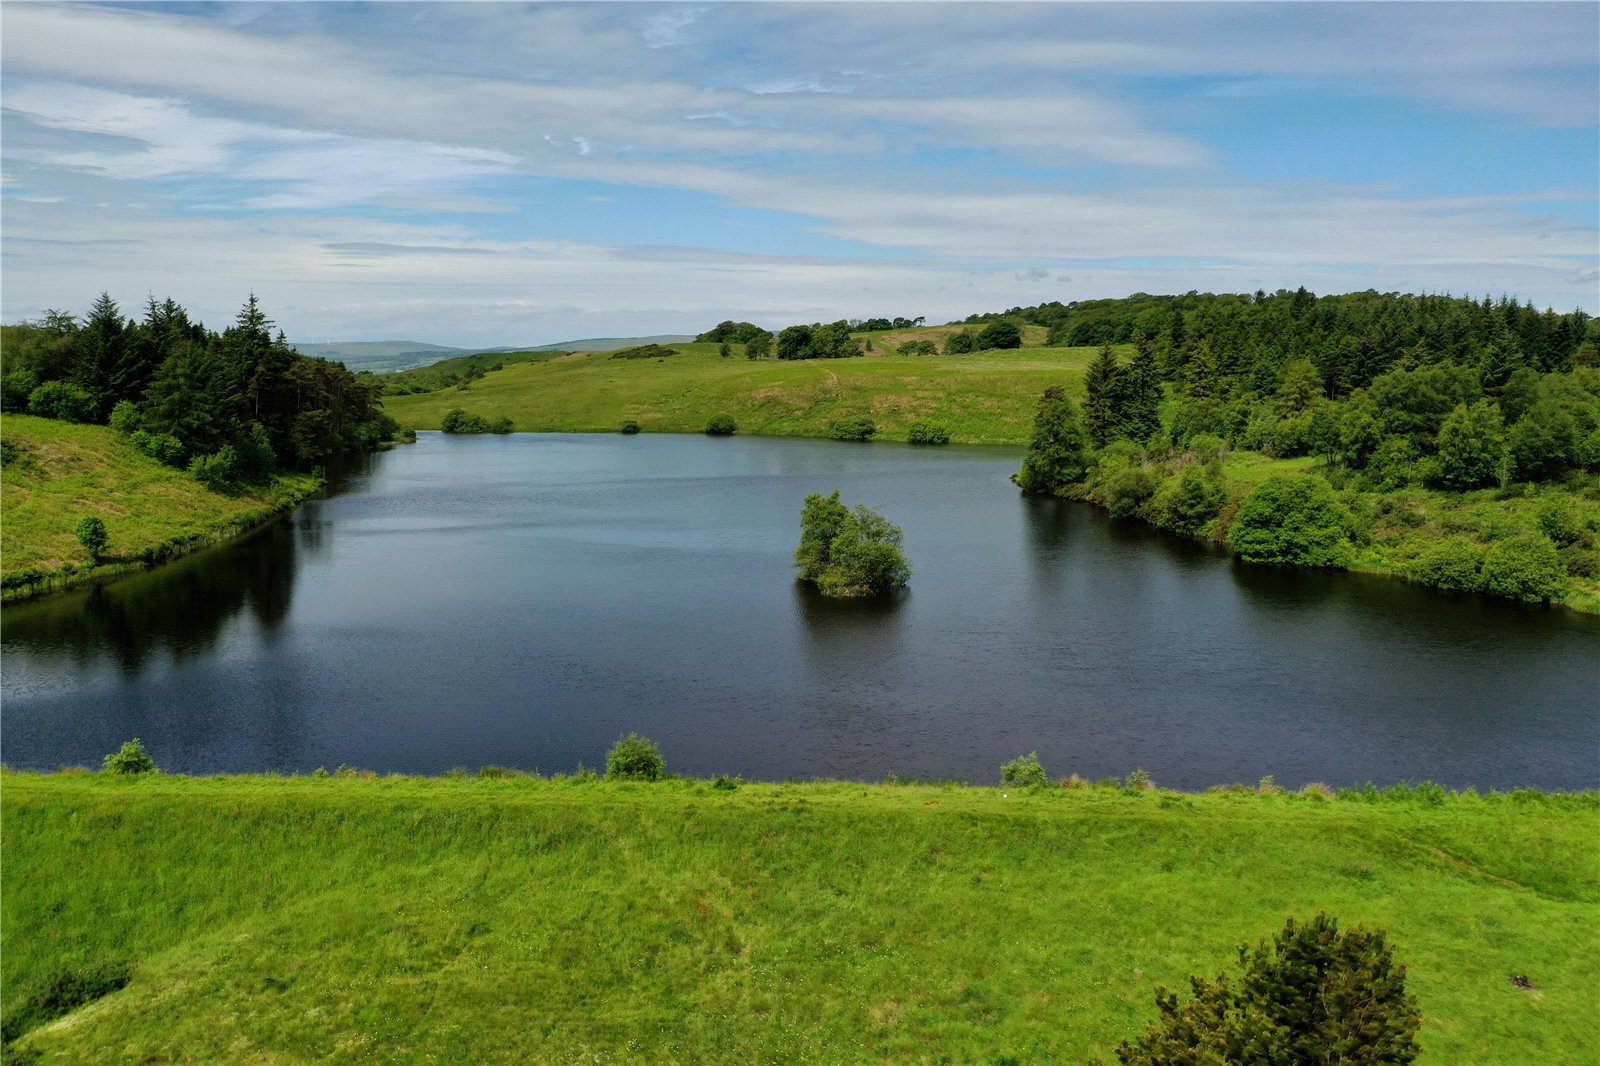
[3, 771, 1595, 1063]
[1, 415, 317, 597]
[382, 330, 1093, 444]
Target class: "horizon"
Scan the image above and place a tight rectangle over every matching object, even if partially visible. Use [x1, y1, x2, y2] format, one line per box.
[3, 2, 1597, 348]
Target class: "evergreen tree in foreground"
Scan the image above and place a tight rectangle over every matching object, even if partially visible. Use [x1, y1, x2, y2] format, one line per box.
[1118, 913, 1421, 1066]
[1015, 386, 1088, 495]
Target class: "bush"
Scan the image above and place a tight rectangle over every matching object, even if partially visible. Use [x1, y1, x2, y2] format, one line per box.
[827, 417, 877, 441]
[609, 343, 678, 360]
[1434, 400, 1508, 489]
[108, 400, 142, 435]
[795, 489, 911, 596]
[1000, 751, 1048, 788]
[487, 416, 514, 434]
[1406, 539, 1485, 592]
[705, 414, 737, 436]
[606, 733, 665, 781]
[74, 515, 108, 563]
[440, 409, 491, 434]
[898, 339, 937, 357]
[102, 737, 156, 774]
[975, 321, 1022, 350]
[1150, 467, 1227, 536]
[1535, 501, 1582, 547]
[188, 444, 241, 490]
[1479, 534, 1569, 603]
[620, 420, 641, 435]
[943, 331, 975, 355]
[130, 430, 187, 467]
[906, 420, 950, 445]
[1228, 474, 1355, 568]
[27, 380, 97, 422]
[1117, 913, 1420, 1066]
[1, 368, 38, 412]
[1103, 466, 1157, 519]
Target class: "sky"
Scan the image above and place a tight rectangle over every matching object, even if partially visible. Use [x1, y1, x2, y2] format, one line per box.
[2, 1, 1597, 348]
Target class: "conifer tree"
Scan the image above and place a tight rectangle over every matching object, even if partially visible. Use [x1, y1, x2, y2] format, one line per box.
[1083, 344, 1122, 448]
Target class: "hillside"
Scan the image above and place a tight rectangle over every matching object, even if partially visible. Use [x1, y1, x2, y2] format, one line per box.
[0, 415, 317, 597]
[381, 332, 1086, 444]
[3, 771, 1595, 1063]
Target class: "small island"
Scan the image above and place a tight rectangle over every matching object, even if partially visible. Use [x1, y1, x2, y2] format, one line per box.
[794, 490, 911, 596]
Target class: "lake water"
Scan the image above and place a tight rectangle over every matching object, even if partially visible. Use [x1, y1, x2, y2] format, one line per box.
[3, 432, 1596, 790]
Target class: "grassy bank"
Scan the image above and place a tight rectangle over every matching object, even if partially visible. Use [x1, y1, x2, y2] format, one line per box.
[381, 337, 1100, 445]
[2, 771, 1595, 1063]
[1, 415, 319, 600]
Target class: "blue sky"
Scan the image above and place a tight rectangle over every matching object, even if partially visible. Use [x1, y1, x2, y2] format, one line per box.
[2, 1, 1596, 347]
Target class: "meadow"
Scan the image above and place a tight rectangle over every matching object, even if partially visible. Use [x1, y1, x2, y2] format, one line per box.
[0, 415, 318, 598]
[2, 770, 1596, 1063]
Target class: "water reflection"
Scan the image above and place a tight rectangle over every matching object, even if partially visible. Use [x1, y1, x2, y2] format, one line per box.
[2, 519, 298, 675]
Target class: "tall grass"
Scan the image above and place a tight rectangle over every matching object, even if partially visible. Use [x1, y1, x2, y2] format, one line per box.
[4, 772, 1595, 1062]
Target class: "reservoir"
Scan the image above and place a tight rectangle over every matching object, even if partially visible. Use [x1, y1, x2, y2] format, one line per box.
[3, 432, 1595, 790]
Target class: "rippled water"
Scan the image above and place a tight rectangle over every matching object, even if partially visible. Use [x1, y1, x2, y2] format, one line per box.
[3, 432, 1595, 790]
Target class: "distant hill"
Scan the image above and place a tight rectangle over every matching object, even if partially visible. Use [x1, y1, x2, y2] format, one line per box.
[292, 336, 697, 374]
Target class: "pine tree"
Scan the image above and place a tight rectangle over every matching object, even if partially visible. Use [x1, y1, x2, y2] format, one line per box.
[71, 292, 126, 420]
[1083, 344, 1122, 448]
[1016, 386, 1089, 494]
[1121, 332, 1164, 443]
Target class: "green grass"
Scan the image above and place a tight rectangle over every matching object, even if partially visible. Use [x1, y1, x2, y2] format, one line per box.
[381, 337, 1108, 445]
[1, 415, 318, 595]
[3, 771, 1595, 1063]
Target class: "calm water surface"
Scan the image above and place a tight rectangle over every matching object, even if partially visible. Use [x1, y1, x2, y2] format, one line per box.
[3, 433, 1596, 790]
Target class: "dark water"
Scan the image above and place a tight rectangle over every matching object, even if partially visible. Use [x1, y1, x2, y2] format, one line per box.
[3, 433, 1596, 790]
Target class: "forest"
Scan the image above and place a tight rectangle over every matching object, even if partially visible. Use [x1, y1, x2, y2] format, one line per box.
[1, 293, 397, 489]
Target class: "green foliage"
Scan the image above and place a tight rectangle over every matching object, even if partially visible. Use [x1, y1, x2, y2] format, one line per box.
[1103, 466, 1158, 519]
[999, 752, 1047, 788]
[696, 321, 770, 345]
[1434, 400, 1508, 489]
[1150, 467, 1227, 536]
[620, 420, 641, 435]
[775, 321, 861, 360]
[1016, 386, 1089, 495]
[74, 516, 108, 563]
[942, 330, 975, 355]
[1228, 474, 1355, 568]
[102, 738, 156, 775]
[27, 380, 97, 423]
[897, 339, 938, 357]
[609, 344, 679, 360]
[1406, 538, 1485, 592]
[1117, 913, 1420, 1066]
[188, 445, 242, 491]
[745, 332, 771, 359]
[487, 416, 514, 434]
[1365, 437, 1420, 491]
[974, 321, 1022, 350]
[440, 409, 500, 434]
[827, 417, 877, 441]
[1535, 501, 1582, 547]
[705, 413, 737, 436]
[905, 420, 949, 445]
[605, 733, 665, 781]
[1479, 534, 1569, 603]
[794, 490, 911, 596]
[1083, 345, 1121, 448]
[2, 368, 40, 412]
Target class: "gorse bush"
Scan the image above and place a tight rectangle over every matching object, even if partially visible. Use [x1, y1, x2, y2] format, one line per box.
[606, 733, 665, 781]
[1117, 912, 1421, 1066]
[102, 738, 156, 775]
[1000, 752, 1047, 788]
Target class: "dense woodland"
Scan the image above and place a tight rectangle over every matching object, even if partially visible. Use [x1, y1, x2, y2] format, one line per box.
[2, 294, 396, 488]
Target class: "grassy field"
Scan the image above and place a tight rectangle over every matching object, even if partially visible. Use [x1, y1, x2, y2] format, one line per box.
[381, 336, 1103, 445]
[2, 771, 1594, 1063]
[1, 415, 318, 597]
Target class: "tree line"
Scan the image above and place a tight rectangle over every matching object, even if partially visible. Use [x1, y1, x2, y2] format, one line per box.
[3, 293, 397, 488]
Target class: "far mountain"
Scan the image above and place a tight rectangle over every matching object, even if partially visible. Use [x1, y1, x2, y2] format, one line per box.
[292, 335, 697, 373]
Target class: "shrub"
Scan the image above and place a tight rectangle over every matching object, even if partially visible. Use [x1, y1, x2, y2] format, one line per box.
[1227, 474, 1355, 568]
[1103, 466, 1157, 519]
[108, 400, 142, 435]
[609, 343, 678, 360]
[1406, 538, 1485, 592]
[898, 339, 937, 357]
[705, 414, 737, 436]
[1, 369, 39, 412]
[620, 420, 641, 435]
[188, 445, 241, 490]
[1150, 468, 1227, 536]
[1117, 913, 1420, 1066]
[1000, 751, 1048, 788]
[130, 430, 187, 467]
[27, 380, 96, 422]
[102, 737, 156, 774]
[487, 416, 514, 434]
[1535, 501, 1582, 547]
[828, 417, 877, 441]
[74, 515, 108, 563]
[1479, 533, 1569, 603]
[1016, 386, 1089, 494]
[1434, 400, 1508, 489]
[440, 409, 491, 434]
[1365, 437, 1420, 490]
[943, 331, 975, 355]
[606, 733, 665, 781]
[795, 490, 911, 596]
[906, 420, 950, 445]
[975, 321, 1022, 350]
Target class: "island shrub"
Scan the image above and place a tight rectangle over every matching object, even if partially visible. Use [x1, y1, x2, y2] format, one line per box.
[1406, 538, 1485, 592]
[74, 516, 109, 563]
[619, 420, 641, 435]
[1478, 534, 1568, 603]
[102, 738, 156, 775]
[827, 417, 877, 441]
[795, 490, 910, 597]
[1227, 474, 1355, 568]
[1000, 752, 1048, 788]
[605, 733, 664, 781]
[705, 414, 737, 436]
[906, 420, 949, 445]
[1117, 913, 1420, 1066]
